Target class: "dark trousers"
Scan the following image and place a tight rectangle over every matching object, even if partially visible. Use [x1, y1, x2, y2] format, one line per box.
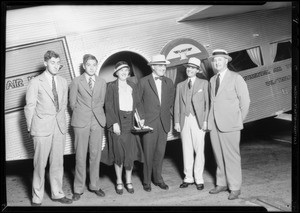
[142, 118, 167, 185]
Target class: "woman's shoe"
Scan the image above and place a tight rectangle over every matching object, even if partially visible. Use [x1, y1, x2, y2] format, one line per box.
[116, 183, 123, 195]
[126, 183, 134, 194]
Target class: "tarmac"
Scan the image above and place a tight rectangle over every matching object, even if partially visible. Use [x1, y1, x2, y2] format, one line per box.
[3, 116, 294, 212]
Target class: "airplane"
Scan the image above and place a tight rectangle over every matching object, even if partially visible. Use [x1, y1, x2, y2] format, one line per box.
[4, 2, 292, 161]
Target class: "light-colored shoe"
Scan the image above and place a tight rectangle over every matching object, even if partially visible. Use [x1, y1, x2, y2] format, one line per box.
[228, 190, 241, 200]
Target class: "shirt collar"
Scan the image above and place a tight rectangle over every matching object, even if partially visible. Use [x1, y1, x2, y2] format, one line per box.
[45, 70, 56, 81]
[218, 68, 228, 78]
[188, 76, 196, 84]
[152, 72, 163, 80]
[85, 73, 95, 82]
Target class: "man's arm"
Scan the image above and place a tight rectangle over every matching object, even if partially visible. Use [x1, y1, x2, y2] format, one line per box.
[236, 75, 251, 121]
[69, 78, 78, 111]
[24, 79, 38, 132]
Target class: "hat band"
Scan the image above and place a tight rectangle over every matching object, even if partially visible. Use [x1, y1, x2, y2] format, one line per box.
[187, 63, 199, 68]
[212, 51, 229, 56]
[115, 64, 129, 72]
[149, 61, 167, 64]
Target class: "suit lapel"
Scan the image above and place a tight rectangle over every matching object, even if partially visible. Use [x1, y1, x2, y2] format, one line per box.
[40, 72, 55, 102]
[80, 74, 93, 96]
[93, 76, 100, 97]
[56, 77, 63, 109]
[192, 77, 201, 95]
[114, 80, 120, 110]
[148, 76, 159, 102]
[180, 79, 188, 105]
[217, 70, 230, 95]
[161, 77, 168, 106]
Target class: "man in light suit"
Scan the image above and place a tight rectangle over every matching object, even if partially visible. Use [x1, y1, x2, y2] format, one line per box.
[136, 54, 175, 192]
[208, 49, 250, 200]
[24, 50, 73, 206]
[69, 54, 106, 201]
[174, 57, 209, 191]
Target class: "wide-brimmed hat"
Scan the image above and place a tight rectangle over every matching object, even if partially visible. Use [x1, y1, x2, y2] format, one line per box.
[148, 54, 170, 65]
[209, 49, 232, 62]
[184, 57, 201, 69]
[113, 61, 130, 77]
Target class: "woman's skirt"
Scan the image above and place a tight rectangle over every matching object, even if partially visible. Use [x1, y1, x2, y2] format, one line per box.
[109, 110, 144, 170]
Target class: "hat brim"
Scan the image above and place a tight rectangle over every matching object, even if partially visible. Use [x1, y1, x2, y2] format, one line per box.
[113, 65, 130, 77]
[148, 61, 170, 66]
[209, 55, 232, 62]
[183, 63, 200, 69]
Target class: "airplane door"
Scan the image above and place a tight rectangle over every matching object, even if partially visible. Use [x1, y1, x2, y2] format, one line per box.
[98, 51, 152, 83]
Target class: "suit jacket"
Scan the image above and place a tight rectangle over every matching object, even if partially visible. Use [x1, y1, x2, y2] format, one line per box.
[136, 74, 175, 133]
[69, 74, 106, 128]
[24, 71, 68, 136]
[105, 79, 139, 131]
[174, 77, 209, 129]
[208, 70, 250, 132]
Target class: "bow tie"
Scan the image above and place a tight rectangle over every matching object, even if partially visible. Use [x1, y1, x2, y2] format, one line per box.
[155, 76, 163, 80]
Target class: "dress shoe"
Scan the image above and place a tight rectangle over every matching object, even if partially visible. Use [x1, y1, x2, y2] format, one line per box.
[179, 182, 194, 188]
[116, 183, 123, 195]
[52, 196, 73, 204]
[72, 193, 82, 201]
[154, 182, 169, 190]
[228, 190, 241, 200]
[209, 185, 228, 194]
[143, 183, 152, 192]
[126, 183, 134, 194]
[91, 188, 105, 197]
[196, 183, 204, 190]
[31, 202, 41, 206]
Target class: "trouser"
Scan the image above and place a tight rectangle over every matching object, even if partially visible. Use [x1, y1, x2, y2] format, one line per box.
[32, 122, 66, 204]
[210, 119, 242, 190]
[73, 117, 104, 194]
[142, 119, 167, 185]
[181, 114, 205, 184]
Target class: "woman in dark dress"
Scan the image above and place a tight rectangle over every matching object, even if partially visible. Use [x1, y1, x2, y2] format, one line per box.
[105, 61, 144, 195]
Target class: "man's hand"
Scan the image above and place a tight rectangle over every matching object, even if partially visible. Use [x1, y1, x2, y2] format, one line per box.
[174, 123, 181, 132]
[113, 123, 121, 135]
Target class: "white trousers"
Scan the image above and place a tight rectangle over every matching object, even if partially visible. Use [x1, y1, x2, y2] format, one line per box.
[181, 114, 205, 184]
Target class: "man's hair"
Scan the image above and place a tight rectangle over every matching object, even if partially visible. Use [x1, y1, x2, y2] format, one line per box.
[44, 50, 60, 62]
[83, 54, 98, 65]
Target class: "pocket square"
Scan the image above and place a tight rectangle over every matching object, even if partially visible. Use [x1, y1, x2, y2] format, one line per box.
[197, 89, 203, 93]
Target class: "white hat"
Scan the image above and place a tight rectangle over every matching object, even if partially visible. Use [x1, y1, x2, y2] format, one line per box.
[184, 57, 201, 69]
[148, 54, 170, 65]
[113, 61, 130, 77]
[209, 49, 232, 62]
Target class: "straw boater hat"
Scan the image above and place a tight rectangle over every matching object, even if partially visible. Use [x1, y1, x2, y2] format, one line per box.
[113, 61, 130, 77]
[209, 49, 232, 62]
[184, 57, 201, 69]
[148, 54, 170, 65]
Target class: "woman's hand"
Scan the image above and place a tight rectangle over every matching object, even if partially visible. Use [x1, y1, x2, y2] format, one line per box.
[113, 123, 121, 135]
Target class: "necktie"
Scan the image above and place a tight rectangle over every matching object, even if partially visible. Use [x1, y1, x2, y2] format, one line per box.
[215, 74, 220, 96]
[188, 79, 192, 89]
[155, 76, 163, 80]
[52, 76, 59, 112]
[89, 77, 93, 90]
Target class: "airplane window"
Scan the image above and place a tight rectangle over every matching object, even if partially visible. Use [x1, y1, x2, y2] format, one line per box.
[274, 41, 292, 62]
[228, 48, 263, 72]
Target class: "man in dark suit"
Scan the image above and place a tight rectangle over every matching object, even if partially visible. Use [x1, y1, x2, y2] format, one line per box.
[136, 54, 175, 192]
[174, 57, 209, 191]
[69, 54, 107, 201]
[207, 49, 250, 200]
[24, 50, 73, 206]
